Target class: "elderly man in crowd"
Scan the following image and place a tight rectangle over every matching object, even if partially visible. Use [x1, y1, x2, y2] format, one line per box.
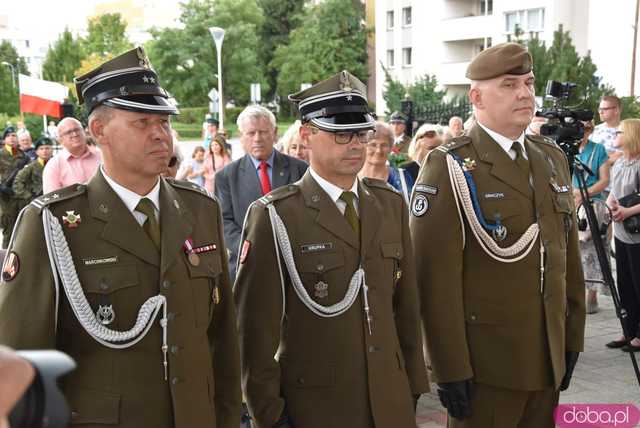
[446, 116, 464, 141]
[411, 43, 585, 427]
[42, 117, 101, 193]
[17, 130, 36, 161]
[0, 126, 29, 248]
[215, 105, 307, 280]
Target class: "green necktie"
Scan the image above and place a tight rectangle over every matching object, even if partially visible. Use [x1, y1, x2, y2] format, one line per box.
[135, 198, 161, 249]
[339, 191, 360, 236]
[512, 141, 530, 177]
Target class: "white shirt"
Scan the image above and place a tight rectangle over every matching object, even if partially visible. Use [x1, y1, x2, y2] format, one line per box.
[478, 122, 527, 160]
[100, 166, 161, 226]
[309, 167, 359, 215]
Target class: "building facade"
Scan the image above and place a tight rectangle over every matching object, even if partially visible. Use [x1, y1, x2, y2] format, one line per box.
[375, 0, 637, 117]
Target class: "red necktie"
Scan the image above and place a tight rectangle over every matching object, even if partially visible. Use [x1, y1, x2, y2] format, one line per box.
[259, 160, 271, 195]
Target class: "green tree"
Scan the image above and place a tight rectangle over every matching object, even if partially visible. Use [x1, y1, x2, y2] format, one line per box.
[0, 41, 29, 116]
[42, 28, 85, 84]
[258, 0, 305, 100]
[83, 13, 132, 57]
[381, 64, 406, 115]
[271, 0, 368, 113]
[147, 0, 267, 108]
[381, 64, 447, 116]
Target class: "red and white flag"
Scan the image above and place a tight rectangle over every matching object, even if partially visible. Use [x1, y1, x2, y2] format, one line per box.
[19, 74, 68, 118]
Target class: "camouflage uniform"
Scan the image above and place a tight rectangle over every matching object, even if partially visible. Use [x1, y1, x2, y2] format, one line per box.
[0, 148, 29, 248]
[13, 159, 45, 204]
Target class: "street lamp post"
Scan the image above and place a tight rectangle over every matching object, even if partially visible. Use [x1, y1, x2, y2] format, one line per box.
[1, 61, 16, 88]
[209, 27, 225, 131]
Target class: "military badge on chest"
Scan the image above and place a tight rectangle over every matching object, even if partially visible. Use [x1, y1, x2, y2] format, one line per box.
[96, 304, 116, 325]
[62, 211, 81, 229]
[314, 281, 329, 299]
[183, 237, 217, 267]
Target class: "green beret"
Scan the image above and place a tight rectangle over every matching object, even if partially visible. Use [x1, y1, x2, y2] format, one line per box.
[34, 136, 53, 149]
[466, 43, 533, 81]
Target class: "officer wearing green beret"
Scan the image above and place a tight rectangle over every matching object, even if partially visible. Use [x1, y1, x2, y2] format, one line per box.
[13, 136, 54, 203]
[0, 126, 29, 248]
[235, 71, 429, 428]
[410, 42, 585, 427]
[0, 47, 241, 428]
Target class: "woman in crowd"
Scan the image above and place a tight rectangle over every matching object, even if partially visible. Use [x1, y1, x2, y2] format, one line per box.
[572, 120, 610, 314]
[279, 120, 309, 162]
[606, 118, 640, 352]
[184, 146, 206, 187]
[403, 123, 444, 184]
[162, 143, 184, 179]
[203, 135, 232, 193]
[358, 122, 413, 203]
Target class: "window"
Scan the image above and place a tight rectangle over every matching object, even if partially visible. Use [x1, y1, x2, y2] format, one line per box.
[505, 8, 544, 33]
[402, 47, 412, 67]
[402, 7, 412, 26]
[386, 10, 394, 30]
[480, 0, 493, 15]
[387, 49, 395, 68]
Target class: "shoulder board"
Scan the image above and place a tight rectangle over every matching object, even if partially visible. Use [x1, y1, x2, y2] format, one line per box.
[527, 134, 562, 151]
[30, 184, 87, 212]
[361, 177, 401, 195]
[254, 184, 300, 207]
[436, 136, 472, 153]
[165, 178, 216, 200]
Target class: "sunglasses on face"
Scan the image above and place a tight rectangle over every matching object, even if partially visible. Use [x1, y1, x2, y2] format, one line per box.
[168, 156, 178, 168]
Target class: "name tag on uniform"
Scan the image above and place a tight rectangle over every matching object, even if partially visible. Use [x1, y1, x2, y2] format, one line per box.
[83, 256, 118, 266]
[550, 182, 569, 193]
[414, 184, 438, 195]
[484, 192, 505, 199]
[301, 243, 333, 253]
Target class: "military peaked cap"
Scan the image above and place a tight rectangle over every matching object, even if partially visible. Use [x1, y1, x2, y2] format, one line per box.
[288, 70, 375, 132]
[389, 111, 407, 124]
[74, 47, 178, 115]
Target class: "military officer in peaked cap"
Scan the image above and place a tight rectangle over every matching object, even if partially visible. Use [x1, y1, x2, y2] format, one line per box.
[389, 111, 411, 154]
[410, 43, 585, 427]
[0, 47, 241, 428]
[234, 71, 429, 428]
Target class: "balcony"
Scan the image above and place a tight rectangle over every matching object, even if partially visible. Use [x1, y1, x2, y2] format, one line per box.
[439, 61, 471, 86]
[440, 14, 494, 42]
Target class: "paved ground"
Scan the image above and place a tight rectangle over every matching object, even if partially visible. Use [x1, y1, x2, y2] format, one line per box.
[416, 293, 640, 427]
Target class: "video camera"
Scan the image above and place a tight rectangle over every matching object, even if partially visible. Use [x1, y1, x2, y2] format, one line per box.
[535, 80, 594, 162]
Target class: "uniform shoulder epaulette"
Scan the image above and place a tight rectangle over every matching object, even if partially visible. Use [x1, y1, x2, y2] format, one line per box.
[436, 136, 472, 153]
[30, 183, 87, 212]
[361, 177, 401, 196]
[255, 184, 300, 207]
[527, 134, 562, 151]
[165, 178, 216, 201]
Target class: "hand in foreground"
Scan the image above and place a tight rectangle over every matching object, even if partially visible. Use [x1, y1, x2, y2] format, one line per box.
[437, 379, 473, 420]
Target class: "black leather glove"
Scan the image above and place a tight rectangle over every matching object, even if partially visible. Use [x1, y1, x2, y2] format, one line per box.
[560, 351, 580, 391]
[273, 410, 294, 428]
[437, 379, 473, 420]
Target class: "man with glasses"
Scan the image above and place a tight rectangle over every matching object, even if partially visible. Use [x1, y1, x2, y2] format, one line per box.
[235, 71, 428, 428]
[42, 117, 101, 193]
[593, 95, 623, 163]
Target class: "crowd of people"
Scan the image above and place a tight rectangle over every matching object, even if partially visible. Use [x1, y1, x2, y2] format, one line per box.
[0, 41, 638, 428]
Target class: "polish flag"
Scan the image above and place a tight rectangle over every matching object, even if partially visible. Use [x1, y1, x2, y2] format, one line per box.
[19, 74, 68, 118]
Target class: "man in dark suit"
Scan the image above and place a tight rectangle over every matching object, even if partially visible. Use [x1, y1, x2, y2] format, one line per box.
[215, 105, 307, 280]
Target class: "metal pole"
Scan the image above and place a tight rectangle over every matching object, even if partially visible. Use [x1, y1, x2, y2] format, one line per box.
[632, 0, 640, 96]
[210, 27, 225, 131]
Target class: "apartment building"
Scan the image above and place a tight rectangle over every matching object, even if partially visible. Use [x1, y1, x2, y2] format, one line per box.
[375, 0, 636, 116]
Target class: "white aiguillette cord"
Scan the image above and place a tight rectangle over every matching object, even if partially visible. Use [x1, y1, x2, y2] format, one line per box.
[267, 204, 373, 334]
[41, 208, 170, 380]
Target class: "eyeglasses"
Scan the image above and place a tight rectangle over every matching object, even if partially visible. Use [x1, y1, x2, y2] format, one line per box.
[598, 106, 617, 112]
[59, 127, 84, 138]
[307, 126, 375, 145]
[417, 130, 437, 139]
[168, 156, 178, 167]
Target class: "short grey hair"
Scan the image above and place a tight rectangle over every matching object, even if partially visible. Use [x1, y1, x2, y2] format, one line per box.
[57, 116, 83, 134]
[17, 129, 31, 140]
[373, 121, 393, 145]
[236, 105, 276, 133]
[87, 105, 115, 139]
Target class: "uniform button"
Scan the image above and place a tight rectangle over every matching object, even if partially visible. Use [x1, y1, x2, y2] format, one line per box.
[171, 377, 180, 385]
[162, 280, 171, 290]
[99, 281, 109, 291]
[71, 411, 79, 420]
[368, 346, 379, 353]
[316, 264, 324, 271]
[297, 377, 305, 384]
[470, 314, 477, 321]
[171, 345, 179, 354]
[167, 313, 176, 321]
[395, 251, 401, 257]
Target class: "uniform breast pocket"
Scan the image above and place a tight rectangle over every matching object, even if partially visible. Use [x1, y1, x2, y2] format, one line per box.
[552, 194, 574, 248]
[297, 251, 345, 305]
[186, 254, 221, 330]
[380, 242, 403, 286]
[479, 198, 521, 225]
[78, 264, 139, 330]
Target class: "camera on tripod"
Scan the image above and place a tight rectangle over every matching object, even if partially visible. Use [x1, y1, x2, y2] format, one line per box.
[535, 80, 594, 161]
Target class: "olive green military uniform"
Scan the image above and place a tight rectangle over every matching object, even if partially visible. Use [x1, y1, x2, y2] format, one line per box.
[410, 125, 585, 427]
[0, 171, 241, 428]
[235, 172, 429, 428]
[0, 147, 29, 248]
[13, 159, 45, 203]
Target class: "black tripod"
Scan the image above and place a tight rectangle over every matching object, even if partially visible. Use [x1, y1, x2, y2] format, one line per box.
[574, 158, 640, 387]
